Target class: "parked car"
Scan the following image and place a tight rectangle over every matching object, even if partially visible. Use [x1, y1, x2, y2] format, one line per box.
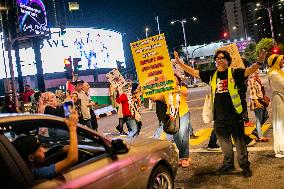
[0, 114, 178, 189]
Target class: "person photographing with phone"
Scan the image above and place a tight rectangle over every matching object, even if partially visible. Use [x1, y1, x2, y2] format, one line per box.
[13, 110, 79, 180]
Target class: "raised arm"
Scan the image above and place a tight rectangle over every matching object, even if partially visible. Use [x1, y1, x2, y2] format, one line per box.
[244, 49, 267, 78]
[174, 51, 200, 78]
[55, 110, 79, 174]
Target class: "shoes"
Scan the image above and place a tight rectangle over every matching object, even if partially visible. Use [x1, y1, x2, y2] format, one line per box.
[116, 126, 127, 135]
[246, 140, 256, 147]
[244, 121, 254, 127]
[180, 158, 191, 168]
[208, 144, 221, 151]
[275, 154, 284, 158]
[243, 168, 252, 178]
[215, 165, 235, 175]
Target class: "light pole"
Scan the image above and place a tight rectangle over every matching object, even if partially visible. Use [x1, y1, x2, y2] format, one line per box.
[171, 17, 197, 64]
[255, 0, 284, 43]
[145, 28, 149, 38]
[155, 16, 161, 34]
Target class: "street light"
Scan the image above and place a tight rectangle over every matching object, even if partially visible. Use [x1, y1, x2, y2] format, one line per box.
[171, 17, 197, 65]
[145, 28, 149, 38]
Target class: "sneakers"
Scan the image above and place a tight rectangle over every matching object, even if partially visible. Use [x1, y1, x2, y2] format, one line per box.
[215, 165, 235, 175]
[246, 140, 256, 147]
[243, 168, 252, 178]
[207, 144, 221, 151]
[244, 121, 254, 127]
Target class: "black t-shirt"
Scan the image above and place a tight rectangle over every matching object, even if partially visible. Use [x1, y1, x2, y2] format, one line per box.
[44, 106, 65, 118]
[200, 68, 246, 121]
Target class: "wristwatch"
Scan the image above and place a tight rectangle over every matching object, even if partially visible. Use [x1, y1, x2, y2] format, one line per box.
[256, 62, 263, 66]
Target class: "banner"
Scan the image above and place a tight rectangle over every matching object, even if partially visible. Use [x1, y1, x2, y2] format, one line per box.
[130, 34, 176, 98]
[105, 69, 127, 89]
[217, 43, 244, 68]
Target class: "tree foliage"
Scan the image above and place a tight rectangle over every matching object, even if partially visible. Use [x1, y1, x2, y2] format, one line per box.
[255, 38, 274, 57]
[244, 43, 257, 63]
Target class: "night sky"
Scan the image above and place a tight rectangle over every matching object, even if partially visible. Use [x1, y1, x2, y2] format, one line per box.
[76, 0, 224, 66]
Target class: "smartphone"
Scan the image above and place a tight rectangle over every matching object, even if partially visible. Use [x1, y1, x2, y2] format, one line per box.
[63, 100, 74, 118]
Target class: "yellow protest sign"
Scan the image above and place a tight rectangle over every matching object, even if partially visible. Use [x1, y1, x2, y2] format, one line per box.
[130, 34, 176, 98]
[217, 43, 244, 68]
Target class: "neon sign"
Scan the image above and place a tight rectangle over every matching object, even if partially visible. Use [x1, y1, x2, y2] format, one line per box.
[17, 0, 50, 35]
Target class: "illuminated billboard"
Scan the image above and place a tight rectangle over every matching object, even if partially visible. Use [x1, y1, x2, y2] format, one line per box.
[0, 28, 125, 79]
[16, 0, 50, 35]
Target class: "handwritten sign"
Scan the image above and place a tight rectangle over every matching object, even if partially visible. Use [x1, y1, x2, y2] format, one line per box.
[217, 43, 244, 68]
[106, 69, 127, 89]
[130, 34, 176, 98]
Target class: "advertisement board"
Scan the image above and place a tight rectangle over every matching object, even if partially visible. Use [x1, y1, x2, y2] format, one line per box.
[130, 34, 176, 98]
[16, 0, 50, 35]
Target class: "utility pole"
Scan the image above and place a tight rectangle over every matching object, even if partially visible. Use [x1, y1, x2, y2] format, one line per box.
[155, 16, 161, 34]
[32, 38, 45, 92]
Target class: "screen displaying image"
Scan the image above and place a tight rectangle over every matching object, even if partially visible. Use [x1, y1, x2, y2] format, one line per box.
[0, 28, 126, 79]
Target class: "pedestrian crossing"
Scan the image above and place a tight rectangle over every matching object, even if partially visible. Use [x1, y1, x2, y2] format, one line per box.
[158, 124, 271, 146]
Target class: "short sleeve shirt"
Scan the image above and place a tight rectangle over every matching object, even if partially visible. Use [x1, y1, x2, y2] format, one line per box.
[199, 68, 246, 121]
[32, 164, 56, 180]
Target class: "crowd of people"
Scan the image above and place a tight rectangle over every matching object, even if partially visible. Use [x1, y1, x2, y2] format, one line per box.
[1, 48, 284, 180]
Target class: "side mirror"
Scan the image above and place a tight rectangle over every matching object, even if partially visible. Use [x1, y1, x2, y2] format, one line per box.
[111, 139, 129, 155]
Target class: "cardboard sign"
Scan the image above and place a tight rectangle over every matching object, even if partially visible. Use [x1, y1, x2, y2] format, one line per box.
[106, 69, 127, 89]
[130, 34, 176, 98]
[217, 43, 244, 68]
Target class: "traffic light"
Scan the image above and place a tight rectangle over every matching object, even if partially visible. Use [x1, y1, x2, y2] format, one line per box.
[73, 58, 82, 73]
[223, 32, 229, 38]
[64, 58, 73, 79]
[272, 47, 279, 54]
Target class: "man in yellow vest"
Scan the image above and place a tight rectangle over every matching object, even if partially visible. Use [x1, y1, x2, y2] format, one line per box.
[174, 49, 267, 178]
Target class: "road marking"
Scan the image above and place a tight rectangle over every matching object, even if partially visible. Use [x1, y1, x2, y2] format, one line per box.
[189, 124, 271, 146]
[190, 146, 273, 153]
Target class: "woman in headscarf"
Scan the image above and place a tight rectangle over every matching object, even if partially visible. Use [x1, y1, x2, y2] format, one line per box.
[267, 54, 284, 158]
[38, 92, 64, 117]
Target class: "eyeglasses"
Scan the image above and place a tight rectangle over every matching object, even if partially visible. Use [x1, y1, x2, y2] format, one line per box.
[216, 56, 226, 61]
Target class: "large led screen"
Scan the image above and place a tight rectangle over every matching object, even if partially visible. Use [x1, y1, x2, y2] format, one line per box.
[17, 0, 49, 35]
[0, 28, 126, 79]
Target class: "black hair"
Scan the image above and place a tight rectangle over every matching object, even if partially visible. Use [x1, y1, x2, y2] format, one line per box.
[214, 50, 232, 66]
[25, 85, 30, 87]
[174, 74, 182, 85]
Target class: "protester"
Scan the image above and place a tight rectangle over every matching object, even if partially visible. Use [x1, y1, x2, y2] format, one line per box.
[38, 92, 64, 117]
[82, 81, 99, 131]
[13, 110, 79, 180]
[71, 92, 82, 121]
[73, 80, 91, 128]
[152, 74, 191, 168]
[241, 58, 254, 127]
[116, 86, 139, 138]
[174, 49, 267, 177]
[132, 83, 142, 134]
[3, 94, 18, 113]
[109, 84, 117, 108]
[23, 85, 35, 103]
[30, 91, 42, 114]
[248, 71, 269, 142]
[267, 54, 284, 158]
[55, 90, 65, 104]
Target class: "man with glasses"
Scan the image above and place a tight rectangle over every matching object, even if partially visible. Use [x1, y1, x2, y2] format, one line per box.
[174, 49, 267, 178]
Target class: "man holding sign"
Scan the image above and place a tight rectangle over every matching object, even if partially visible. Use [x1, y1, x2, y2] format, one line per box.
[174, 48, 267, 177]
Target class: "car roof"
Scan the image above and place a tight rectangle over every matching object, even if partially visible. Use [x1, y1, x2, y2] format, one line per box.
[0, 114, 111, 144]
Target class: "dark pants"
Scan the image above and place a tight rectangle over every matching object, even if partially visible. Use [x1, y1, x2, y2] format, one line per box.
[209, 129, 252, 146]
[214, 119, 250, 169]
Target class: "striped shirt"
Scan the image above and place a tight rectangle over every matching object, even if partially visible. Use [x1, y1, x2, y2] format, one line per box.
[248, 75, 264, 110]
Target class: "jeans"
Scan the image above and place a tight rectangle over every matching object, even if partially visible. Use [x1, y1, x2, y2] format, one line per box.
[253, 108, 269, 138]
[153, 112, 190, 159]
[214, 119, 250, 169]
[174, 112, 190, 159]
[124, 116, 138, 138]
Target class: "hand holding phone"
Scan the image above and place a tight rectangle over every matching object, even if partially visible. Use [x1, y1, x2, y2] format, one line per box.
[63, 100, 74, 118]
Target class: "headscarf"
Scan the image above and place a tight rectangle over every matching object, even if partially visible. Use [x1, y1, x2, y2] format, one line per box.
[38, 92, 59, 114]
[267, 54, 284, 77]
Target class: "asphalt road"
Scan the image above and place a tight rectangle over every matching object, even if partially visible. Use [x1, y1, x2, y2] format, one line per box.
[97, 74, 283, 189]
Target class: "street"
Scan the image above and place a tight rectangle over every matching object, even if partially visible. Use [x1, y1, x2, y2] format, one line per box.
[97, 75, 284, 189]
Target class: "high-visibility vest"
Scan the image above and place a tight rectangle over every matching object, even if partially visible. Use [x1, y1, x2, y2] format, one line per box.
[210, 68, 243, 114]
